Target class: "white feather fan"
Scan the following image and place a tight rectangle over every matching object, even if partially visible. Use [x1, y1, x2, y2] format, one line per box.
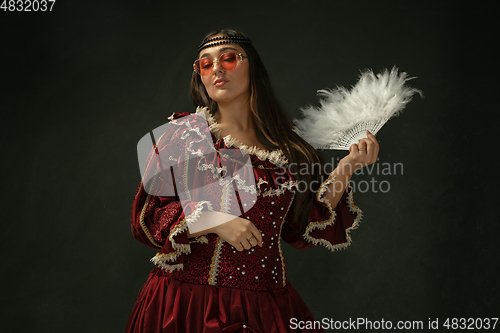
[293, 67, 422, 150]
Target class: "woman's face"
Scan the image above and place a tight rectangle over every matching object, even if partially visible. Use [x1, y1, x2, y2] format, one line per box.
[197, 39, 250, 105]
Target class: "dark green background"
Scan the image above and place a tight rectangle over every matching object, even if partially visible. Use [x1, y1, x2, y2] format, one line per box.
[1, 0, 497, 331]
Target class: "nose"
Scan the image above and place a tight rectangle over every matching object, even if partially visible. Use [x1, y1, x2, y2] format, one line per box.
[212, 59, 225, 74]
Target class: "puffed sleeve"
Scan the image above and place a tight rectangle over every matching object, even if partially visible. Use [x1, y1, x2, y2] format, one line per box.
[281, 172, 363, 251]
[131, 111, 214, 272]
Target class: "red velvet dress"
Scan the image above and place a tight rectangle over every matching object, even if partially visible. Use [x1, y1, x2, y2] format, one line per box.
[126, 107, 362, 333]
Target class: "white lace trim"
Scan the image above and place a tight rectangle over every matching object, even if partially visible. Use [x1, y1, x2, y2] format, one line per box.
[208, 236, 225, 286]
[220, 181, 232, 214]
[196, 106, 288, 166]
[278, 192, 295, 287]
[302, 172, 363, 251]
[190, 235, 209, 244]
[168, 111, 176, 121]
[149, 262, 184, 273]
[260, 180, 297, 197]
[150, 200, 213, 272]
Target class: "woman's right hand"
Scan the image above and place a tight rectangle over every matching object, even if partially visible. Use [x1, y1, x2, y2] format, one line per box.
[212, 217, 263, 251]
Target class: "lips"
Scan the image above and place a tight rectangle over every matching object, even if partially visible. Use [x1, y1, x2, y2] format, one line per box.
[214, 78, 229, 87]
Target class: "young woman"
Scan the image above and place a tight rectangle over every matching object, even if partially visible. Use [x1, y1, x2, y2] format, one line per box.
[126, 28, 379, 333]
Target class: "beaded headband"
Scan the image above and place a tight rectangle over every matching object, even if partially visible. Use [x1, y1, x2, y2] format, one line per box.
[197, 36, 252, 53]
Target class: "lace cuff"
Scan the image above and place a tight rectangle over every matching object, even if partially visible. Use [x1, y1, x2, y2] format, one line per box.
[302, 172, 363, 251]
[150, 200, 213, 272]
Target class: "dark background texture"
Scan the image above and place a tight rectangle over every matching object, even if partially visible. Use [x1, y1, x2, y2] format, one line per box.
[1, 0, 497, 332]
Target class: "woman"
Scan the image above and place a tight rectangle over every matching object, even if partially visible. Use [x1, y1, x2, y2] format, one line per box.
[126, 28, 379, 333]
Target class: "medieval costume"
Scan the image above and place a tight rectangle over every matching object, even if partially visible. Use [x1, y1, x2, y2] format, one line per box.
[126, 107, 362, 333]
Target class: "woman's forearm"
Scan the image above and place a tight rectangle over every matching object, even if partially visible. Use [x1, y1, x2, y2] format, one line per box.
[186, 211, 238, 238]
[323, 158, 356, 210]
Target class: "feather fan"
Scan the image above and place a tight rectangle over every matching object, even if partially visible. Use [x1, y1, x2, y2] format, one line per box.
[293, 67, 422, 150]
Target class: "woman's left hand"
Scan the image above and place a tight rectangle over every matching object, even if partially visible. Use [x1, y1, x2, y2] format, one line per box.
[342, 130, 379, 172]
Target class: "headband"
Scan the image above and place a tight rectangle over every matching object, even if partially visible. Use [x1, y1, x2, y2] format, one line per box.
[197, 36, 252, 53]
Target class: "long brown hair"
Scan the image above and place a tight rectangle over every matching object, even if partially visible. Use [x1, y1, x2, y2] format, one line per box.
[190, 28, 325, 233]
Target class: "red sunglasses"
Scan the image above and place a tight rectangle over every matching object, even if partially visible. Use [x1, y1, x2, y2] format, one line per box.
[193, 52, 247, 76]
